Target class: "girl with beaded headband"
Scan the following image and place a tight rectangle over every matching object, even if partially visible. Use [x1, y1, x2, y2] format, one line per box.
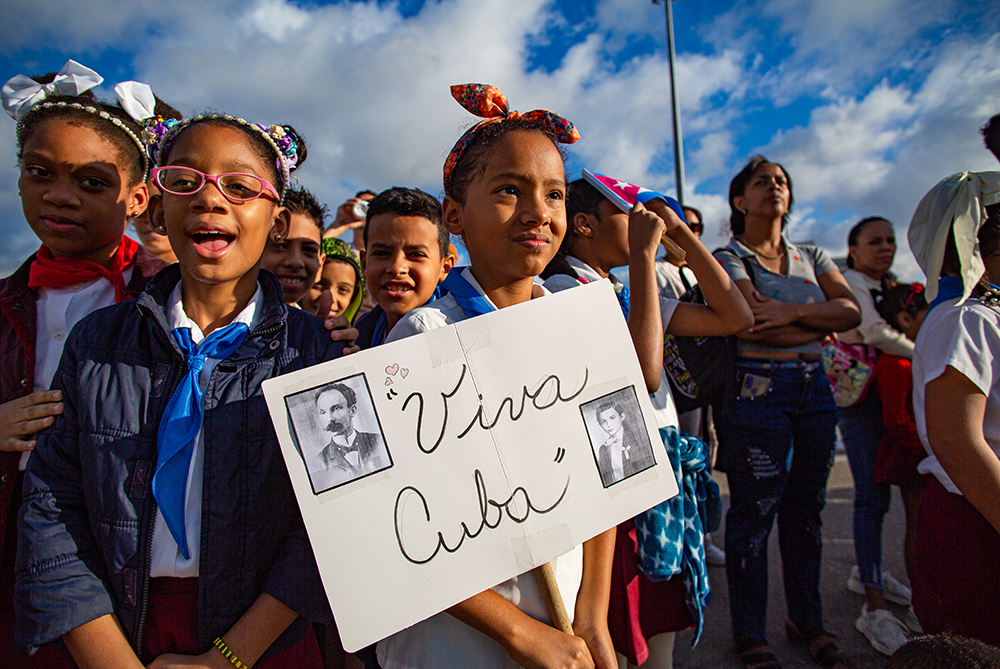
[376, 83, 617, 669]
[14, 110, 347, 668]
[0, 59, 170, 668]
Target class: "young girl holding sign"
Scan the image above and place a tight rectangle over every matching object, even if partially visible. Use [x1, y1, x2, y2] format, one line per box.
[542, 177, 751, 668]
[379, 84, 616, 669]
[15, 111, 348, 667]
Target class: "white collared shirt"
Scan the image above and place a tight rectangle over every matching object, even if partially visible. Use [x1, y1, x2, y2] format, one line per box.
[329, 430, 361, 469]
[26, 270, 134, 470]
[149, 281, 262, 578]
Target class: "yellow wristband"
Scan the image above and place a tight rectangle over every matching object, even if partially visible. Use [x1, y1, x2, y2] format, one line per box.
[213, 637, 247, 669]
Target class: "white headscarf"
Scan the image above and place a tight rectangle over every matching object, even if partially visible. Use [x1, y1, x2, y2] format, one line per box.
[908, 171, 1000, 303]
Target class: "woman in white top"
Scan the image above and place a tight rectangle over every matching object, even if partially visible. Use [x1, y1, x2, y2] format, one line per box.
[908, 170, 1000, 646]
[838, 217, 916, 654]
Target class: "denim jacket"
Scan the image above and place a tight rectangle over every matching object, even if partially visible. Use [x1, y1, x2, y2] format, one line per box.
[15, 266, 341, 657]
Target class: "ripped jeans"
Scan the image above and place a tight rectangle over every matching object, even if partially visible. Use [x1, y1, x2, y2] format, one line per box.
[716, 358, 839, 640]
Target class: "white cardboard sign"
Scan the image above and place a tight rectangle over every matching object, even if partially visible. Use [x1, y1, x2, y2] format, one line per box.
[263, 280, 679, 652]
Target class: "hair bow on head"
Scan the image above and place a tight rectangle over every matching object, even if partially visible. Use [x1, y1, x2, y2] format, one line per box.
[2, 59, 103, 120]
[443, 83, 581, 192]
[114, 81, 156, 123]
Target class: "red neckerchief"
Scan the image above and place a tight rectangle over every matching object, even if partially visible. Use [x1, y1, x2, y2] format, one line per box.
[28, 236, 139, 303]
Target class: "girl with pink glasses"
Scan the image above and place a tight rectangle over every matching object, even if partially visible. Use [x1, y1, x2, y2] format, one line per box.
[15, 111, 350, 668]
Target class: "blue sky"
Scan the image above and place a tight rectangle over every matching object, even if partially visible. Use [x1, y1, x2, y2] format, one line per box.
[1, 0, 997, 279]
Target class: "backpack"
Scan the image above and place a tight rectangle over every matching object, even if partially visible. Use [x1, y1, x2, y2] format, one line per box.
[662, 249, 755, 415]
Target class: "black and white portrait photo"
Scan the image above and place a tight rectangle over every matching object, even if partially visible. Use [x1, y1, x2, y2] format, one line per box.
[285, 374, 392, 494]
[581, 387, 655, 488]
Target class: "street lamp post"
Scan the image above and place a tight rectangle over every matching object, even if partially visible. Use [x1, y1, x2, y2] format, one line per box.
[653, 0, 685, 208]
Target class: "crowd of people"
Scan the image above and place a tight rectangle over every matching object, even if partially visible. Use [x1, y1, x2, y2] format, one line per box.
[0, 57, 998, 669]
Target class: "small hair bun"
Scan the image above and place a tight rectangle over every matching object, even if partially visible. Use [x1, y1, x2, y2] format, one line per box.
[279, 124, 307, 171]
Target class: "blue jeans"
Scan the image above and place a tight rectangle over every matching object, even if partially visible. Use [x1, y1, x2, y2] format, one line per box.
[839, 390, 890, 589]
[717, 358, 839, 640]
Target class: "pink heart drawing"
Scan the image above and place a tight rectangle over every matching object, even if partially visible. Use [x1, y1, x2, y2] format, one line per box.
[400, 368, 409, 378]
[385, 377, 393, 386]
[385, 363, 399, 376]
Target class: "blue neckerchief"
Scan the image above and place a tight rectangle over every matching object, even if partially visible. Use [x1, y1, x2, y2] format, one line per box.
[614, 282, 630, 321]
[371, 285, 445, 347]
[371, 310, 389, 348]
[929, 275, 1000, 313]
[440, 268, 495, 318]
[928, 276, 964, 313]
[153, 321, 249, 559]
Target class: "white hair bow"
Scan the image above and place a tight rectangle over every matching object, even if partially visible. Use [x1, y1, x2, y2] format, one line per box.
[2, 59, 103, 120]
[114, 81, 156, 123]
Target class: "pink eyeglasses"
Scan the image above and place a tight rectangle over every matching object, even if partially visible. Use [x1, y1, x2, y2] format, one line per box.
[151, 166, 280, 203]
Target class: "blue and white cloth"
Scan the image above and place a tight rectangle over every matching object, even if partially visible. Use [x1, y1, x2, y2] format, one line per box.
[634, 425, 720, 644]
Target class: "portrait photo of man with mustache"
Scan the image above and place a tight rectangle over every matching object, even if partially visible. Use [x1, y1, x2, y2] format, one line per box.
[307, 380, 390, 492]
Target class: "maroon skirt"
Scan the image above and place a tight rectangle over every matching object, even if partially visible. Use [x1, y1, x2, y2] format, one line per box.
[608, 520, 693, 665]
[140, 577, 323, 667]
[874, 440, 928, 487]
[913, 477, 1000, 646]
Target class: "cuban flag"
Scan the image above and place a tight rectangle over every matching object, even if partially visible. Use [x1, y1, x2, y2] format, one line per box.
[582, 169, 686, 224]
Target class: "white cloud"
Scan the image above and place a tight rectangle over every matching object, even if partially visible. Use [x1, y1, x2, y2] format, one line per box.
[756, 35, 1000, 281]
[762, 0, 954, 73]
[242, 0, 311, 41]
[766, 82, 919, 202]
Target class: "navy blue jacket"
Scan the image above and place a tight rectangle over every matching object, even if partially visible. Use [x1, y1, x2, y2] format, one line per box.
[15, 266, 341, 658]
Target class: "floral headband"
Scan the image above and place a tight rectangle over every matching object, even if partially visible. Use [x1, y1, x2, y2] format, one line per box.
[146, 113, 300, 201]
[3, 60, 154, 178]
[321, 237, 365, 323]
[443, 83, 581, 193]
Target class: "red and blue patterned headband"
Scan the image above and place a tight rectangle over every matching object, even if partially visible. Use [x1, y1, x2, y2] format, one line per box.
[443, 83, 580, 194]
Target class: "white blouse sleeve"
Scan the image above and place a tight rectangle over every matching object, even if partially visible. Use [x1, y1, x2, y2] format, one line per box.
[845, 270, 915, 358]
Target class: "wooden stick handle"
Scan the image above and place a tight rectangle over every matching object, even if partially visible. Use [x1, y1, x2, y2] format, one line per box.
[661, 233, 686, 262]
[533, 561, 574, 635]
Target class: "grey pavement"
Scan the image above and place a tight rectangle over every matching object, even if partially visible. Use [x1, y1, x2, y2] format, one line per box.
[673, 452, 908, 668]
